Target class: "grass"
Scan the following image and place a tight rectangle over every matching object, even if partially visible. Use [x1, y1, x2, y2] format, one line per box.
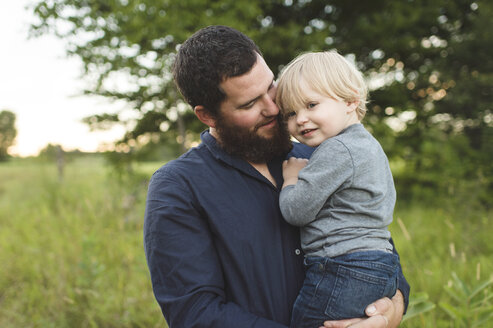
[0, 157, 491, 327]
[0, 157, 165, 328]
[391, 201, 493, 327]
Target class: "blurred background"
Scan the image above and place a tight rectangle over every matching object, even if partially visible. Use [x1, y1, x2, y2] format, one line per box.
[0, 0, 491, 327]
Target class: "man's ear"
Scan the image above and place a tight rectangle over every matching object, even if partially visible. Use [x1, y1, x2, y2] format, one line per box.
[194, 105, 216, 128]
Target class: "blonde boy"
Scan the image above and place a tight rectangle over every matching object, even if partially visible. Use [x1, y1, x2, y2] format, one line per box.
[277, 51, 399, 327]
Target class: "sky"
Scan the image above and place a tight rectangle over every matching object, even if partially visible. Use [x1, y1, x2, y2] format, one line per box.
[0, 0, 126, 157]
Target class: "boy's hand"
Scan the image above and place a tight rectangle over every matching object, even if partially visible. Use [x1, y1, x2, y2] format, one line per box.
[282, 157, 308, 188]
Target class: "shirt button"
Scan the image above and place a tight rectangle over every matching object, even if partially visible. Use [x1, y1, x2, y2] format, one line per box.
[294, 249, 301, 255]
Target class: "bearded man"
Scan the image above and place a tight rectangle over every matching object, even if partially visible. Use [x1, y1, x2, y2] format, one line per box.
[143, 25, 410, 328]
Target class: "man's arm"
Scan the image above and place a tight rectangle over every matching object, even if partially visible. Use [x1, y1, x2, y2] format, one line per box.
[144, 169, 286, 328]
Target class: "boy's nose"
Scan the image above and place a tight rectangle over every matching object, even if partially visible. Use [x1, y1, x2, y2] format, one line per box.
[296, 112, 308, 125]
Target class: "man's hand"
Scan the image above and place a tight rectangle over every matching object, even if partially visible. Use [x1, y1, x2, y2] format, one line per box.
[320, 290, 404, 328]
[282, 157, 308, 188]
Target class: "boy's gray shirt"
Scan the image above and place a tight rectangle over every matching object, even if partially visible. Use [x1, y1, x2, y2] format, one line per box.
[280, 123, 395, 258]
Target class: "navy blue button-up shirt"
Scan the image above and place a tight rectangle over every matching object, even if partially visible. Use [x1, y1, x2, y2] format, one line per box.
[144, 130, 409, 327]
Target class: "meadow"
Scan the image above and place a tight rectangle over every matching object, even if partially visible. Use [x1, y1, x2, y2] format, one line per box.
[0, 157, 491, 327]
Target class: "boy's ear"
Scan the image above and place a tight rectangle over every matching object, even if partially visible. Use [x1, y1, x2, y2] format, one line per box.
[194, 105, 216, 128]
[346, 101, 359, 113]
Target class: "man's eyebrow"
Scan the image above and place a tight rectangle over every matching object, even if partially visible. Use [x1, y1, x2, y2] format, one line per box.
[237, 77, 275, 109]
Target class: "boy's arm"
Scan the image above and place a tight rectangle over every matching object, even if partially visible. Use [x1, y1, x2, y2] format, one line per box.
[280, 141, 352, 226]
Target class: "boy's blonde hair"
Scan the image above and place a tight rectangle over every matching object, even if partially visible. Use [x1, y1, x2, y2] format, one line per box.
[276, 50, 368, 120]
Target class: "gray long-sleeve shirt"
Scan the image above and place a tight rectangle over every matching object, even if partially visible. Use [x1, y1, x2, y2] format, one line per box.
[280, 123, 395, 258]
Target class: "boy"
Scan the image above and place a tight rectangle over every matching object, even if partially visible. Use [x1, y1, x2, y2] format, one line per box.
[276, 50, 399, 327]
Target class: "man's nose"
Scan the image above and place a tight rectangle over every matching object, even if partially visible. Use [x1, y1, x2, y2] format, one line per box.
[262, 94, 279, 116]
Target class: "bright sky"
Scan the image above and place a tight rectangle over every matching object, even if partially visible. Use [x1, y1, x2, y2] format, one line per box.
[0, 0, 126, 157]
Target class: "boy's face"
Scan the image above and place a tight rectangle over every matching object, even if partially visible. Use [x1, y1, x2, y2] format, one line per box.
[286, 82, 359, 147]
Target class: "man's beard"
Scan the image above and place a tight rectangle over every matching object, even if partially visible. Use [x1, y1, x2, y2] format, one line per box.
[214, 114, 293, 163]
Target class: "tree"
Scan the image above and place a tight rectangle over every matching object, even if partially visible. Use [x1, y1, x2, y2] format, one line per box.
[29, 0, 492, 200]
[0, 110, 17, 161]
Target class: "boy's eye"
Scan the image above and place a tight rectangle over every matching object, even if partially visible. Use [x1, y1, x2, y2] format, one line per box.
[286, 111, 296, 118]
[307, 102, 317, 109]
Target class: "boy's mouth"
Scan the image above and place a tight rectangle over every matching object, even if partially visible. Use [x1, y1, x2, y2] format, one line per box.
[301, 128, 317, 136]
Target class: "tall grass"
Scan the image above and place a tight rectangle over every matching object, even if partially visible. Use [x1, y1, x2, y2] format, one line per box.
[0, 157, 491, 327]
[0, 157, 165, 327]
[391, 201, 493, 327]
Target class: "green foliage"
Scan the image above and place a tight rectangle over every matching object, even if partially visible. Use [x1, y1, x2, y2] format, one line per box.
[28, 0, 493, 200]
[392, 129, 491, 207]
[390, 202, 493, 327]
[1, 158, 492, 327]
[439, 272, 493, 327]
[37, 143, 101, 164]
[401, 272, 493, 328]
[0, 158, 165, 328]
[38, 143, 65, 159]
[0, 110, 17, 161]
[402, 292, 436, 324]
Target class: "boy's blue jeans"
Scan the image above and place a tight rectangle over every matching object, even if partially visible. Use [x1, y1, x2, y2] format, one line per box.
[290, 250, 399, 328]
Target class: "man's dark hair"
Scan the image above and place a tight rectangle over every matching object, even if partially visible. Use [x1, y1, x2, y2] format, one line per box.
[173, 25, 261, 116]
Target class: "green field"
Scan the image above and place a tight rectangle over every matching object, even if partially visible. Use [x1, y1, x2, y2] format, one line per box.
[0, 158, 491, 327]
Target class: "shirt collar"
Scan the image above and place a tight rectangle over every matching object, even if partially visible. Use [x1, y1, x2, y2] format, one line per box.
[200, 129, 235, 165]
[200, 129, 284, 189]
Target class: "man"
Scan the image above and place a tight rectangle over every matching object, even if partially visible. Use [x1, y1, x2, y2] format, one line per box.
[144, 25, 410, 328]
